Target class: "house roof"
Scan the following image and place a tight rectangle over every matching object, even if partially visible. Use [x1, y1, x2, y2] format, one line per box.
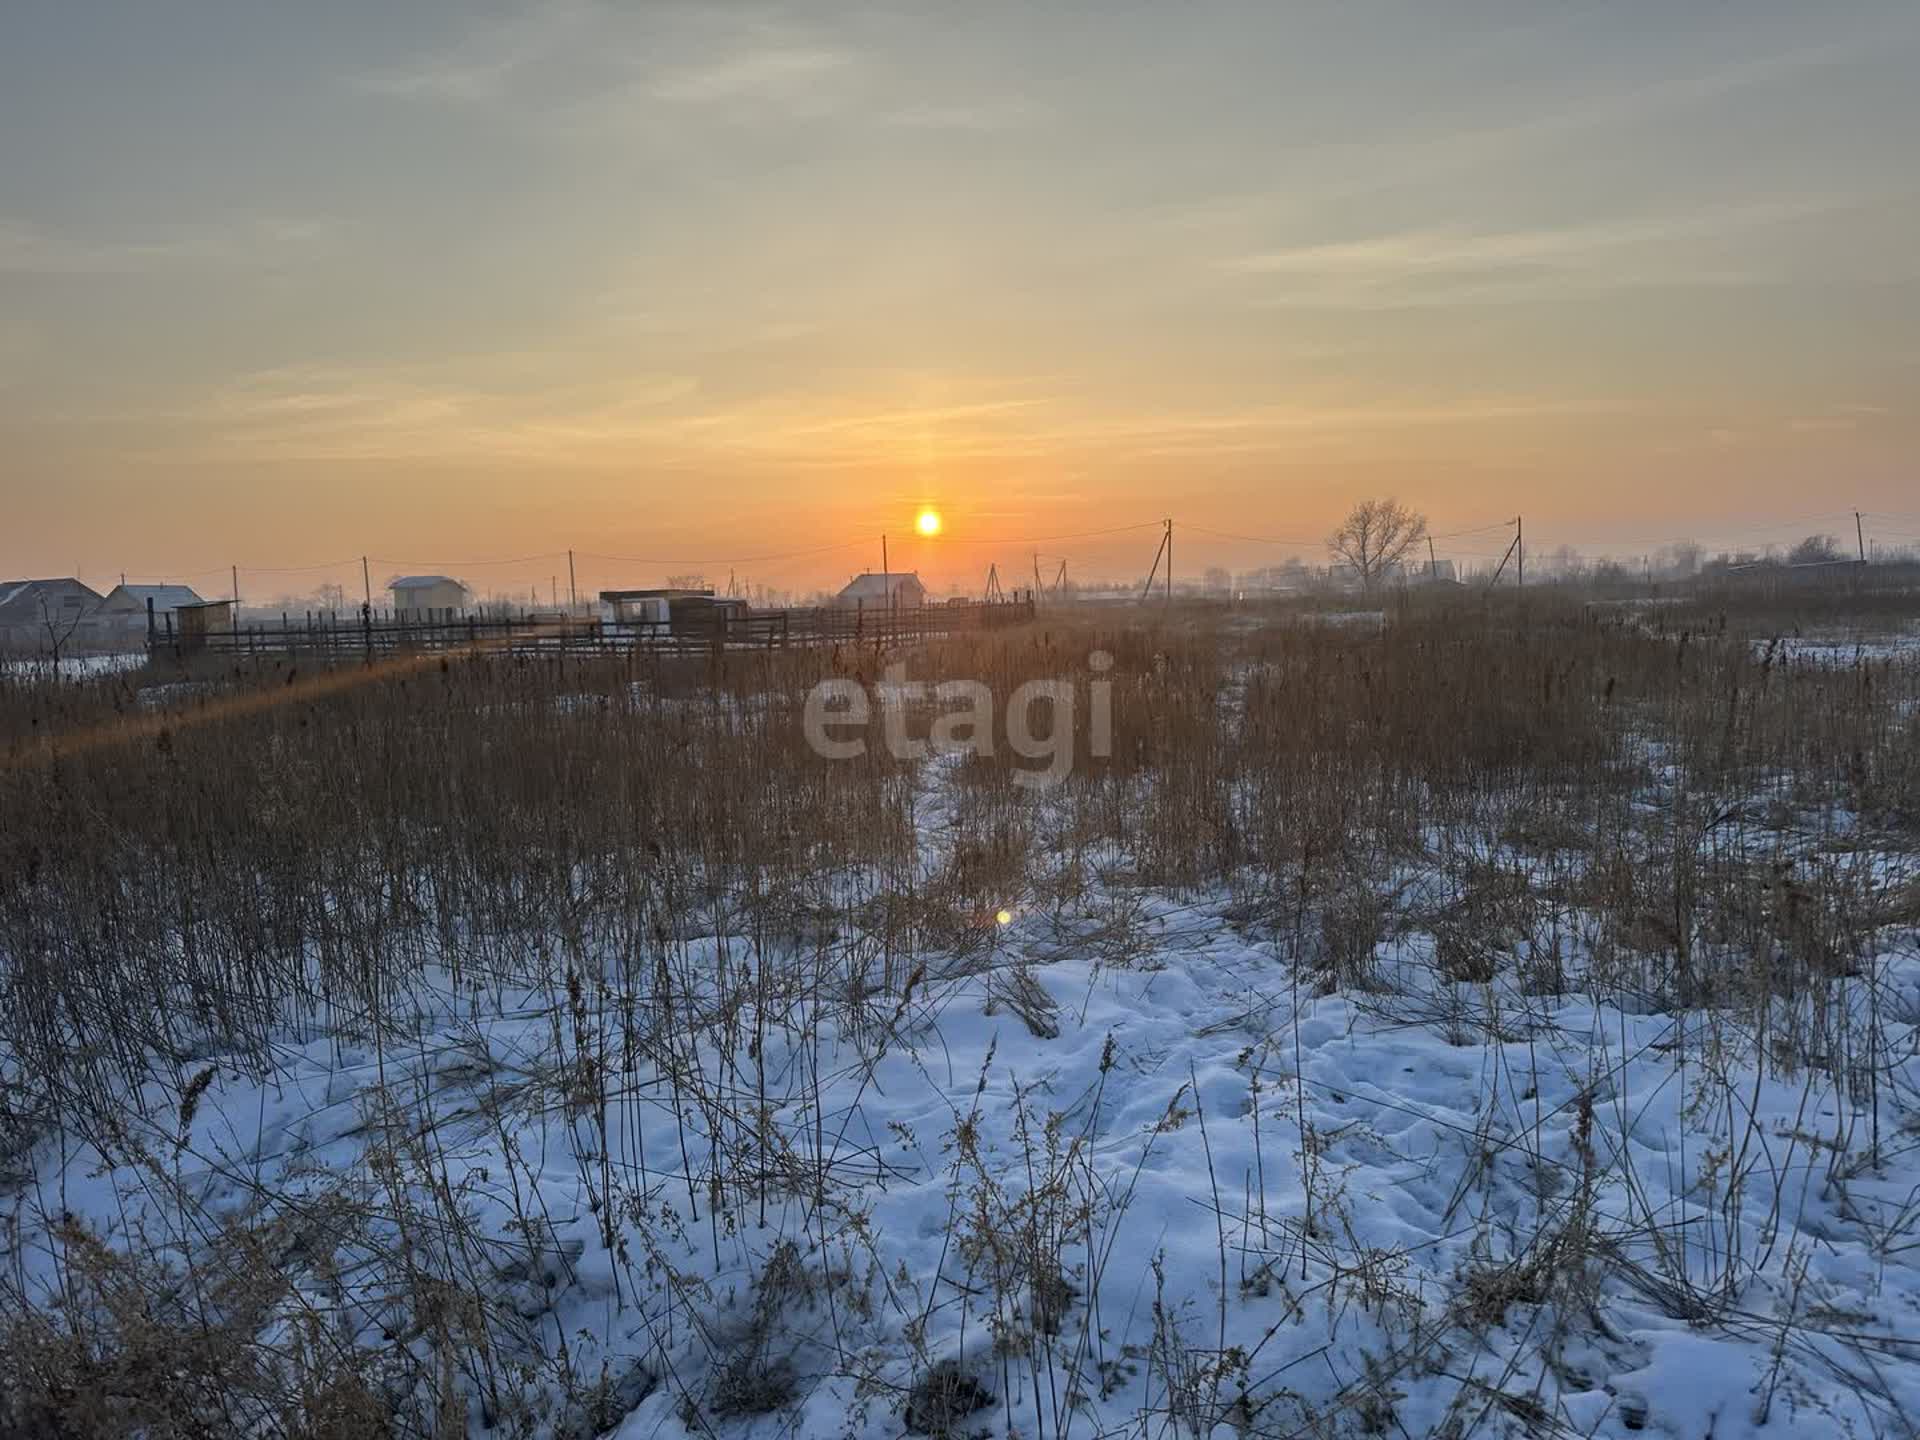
[389, 575, 469, 592]
[104, 584, 204, 611]
[837, 572, 925, 599]
[0, 578, 104, 620]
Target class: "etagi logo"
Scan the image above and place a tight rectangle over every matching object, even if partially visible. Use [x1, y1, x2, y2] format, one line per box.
[802, 652, 1115, 788]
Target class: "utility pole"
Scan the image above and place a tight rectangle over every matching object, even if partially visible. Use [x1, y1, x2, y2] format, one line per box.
[568, 549, 578, 610]
[231, 564, 240, 610]
[1516, 516, 1524, 589]
[362, 556, 372, 609]
[880, 533, 890, 611]
[1857, 510, 1867, 565]
[1033, 552, 1043, 603]
[1427, 535, 1438, 582]
[1139, 525, 1169, 604]
[1165, 518, 1173, 605]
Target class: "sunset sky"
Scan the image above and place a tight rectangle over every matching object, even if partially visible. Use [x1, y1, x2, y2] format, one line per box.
[4, 2, 1918, 598]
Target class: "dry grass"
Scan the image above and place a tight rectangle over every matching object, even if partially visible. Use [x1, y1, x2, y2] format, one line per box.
[1, 574, 1917, 1435]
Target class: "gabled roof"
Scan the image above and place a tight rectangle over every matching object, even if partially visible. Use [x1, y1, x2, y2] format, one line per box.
[389, 575, 469, 592]
[103, 583, 204, 611]
[0, 578, 105, 620]
[837, 571, 926, 599]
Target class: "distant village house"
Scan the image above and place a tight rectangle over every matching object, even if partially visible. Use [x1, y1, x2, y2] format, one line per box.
[95, 583, 206, 647]
[388, 575, 471, 620]
[0, 578, 104, 655]
[834, 572, 927, 608]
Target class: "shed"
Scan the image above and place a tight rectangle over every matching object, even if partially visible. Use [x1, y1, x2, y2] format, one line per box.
[389, 575, 471, 620]
[666, 594, 748, 636]
[600, 587, 714, 625]
[171, 599, 234, 652]
[834, 572, 927, 608]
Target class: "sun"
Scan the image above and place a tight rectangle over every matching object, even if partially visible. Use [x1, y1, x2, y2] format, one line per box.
[915, 507, 943, 537]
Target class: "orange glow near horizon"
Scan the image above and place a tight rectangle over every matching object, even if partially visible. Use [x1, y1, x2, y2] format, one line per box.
[4, 7, 1917, 590]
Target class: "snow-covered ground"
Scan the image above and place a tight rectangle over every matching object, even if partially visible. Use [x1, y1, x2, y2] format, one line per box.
[0, 650, 146, 678]
[1755, 628, 1920, 668]
[8, 743, 1920, 1440]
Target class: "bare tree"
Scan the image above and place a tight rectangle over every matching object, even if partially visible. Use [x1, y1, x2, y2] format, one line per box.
[38, 592, 88, 672]
[1787, 534, 1844, 566]
[1327, 498, 1428, 591]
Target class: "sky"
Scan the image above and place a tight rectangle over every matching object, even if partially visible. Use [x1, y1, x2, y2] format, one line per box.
[3, 1, 1918, 599]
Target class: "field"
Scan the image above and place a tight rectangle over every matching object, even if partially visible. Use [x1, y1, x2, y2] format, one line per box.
[3, 582, 1919, 1440]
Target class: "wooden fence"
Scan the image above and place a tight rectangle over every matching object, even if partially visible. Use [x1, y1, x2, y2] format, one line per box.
[147, 599, 1037, 662]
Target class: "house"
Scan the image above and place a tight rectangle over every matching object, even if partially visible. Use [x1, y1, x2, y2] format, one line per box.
[388, 575, 471, 620]
[95, 583, 206, 647]
[0, 578, 104, 655]
[834, 572, 928, 608]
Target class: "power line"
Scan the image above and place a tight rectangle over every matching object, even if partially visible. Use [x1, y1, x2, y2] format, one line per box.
[367, 551, 569, 569]
[1529, 510, 1858, 553]
[577, 538, 871, 567]
[1180, 522, 1321, 547]
[1426, 520, 1517, 540]
[239, 557, 364, 574]
[933, 521, 1165, 547]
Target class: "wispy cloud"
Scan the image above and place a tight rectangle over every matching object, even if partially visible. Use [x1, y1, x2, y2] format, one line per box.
[0, 216, 340, 276]
[181, 364, 699, 463]
[1217, 200, 1837, 307]
[1786, 401, 1889, 433]
[884, 99, 1040, 132]
[356, 0, 595, 101]
[361, 4, 861, 124]
[648, 45, 853, 105]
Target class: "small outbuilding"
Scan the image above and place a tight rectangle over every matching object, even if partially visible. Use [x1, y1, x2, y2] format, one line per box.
[600, 587, 714, 625]
[388, 575, 471, 620]
[834, 572, 927, 608]
[170, 599, 235, 652]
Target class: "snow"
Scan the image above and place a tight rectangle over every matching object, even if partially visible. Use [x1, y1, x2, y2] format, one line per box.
[6, 720, 1920, 1437]
[0, 651, 146, 678]
[1754, 628, 1920, 668]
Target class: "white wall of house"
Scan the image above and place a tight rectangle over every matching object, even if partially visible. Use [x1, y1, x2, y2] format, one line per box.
[390, 580, 468, 618]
